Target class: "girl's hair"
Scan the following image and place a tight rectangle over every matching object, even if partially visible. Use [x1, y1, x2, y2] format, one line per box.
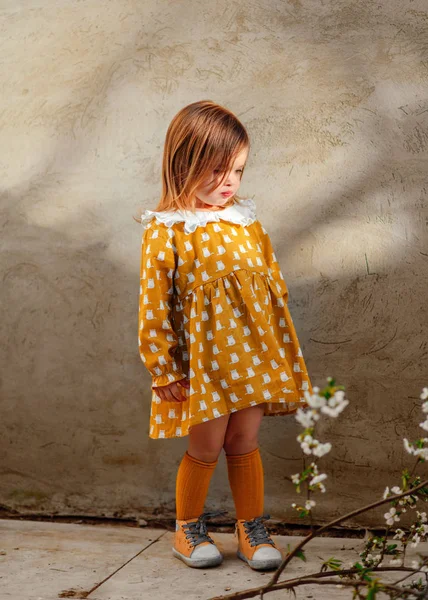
[134, 100, 250, 222]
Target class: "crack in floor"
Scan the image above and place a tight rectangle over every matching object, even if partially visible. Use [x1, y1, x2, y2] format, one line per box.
[58, 530, 168, 599]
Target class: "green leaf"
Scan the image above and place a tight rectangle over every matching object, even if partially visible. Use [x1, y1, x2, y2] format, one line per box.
[320, 557, 343, 572]
[367, 588, 377, 600]
[295, 549, 307, 562]
[327, 558, 343, 571]
[353, 562, 375, 582]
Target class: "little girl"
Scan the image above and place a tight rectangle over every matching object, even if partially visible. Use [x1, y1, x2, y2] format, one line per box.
[138, 100, 313, 570]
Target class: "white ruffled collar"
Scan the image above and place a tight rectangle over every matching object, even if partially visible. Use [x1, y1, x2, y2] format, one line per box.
[141, 198, 257, 234]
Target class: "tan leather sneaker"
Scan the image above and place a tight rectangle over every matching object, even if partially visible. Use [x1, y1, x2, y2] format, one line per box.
[172, 510, 227, 568]
[235, 514, 283, 570]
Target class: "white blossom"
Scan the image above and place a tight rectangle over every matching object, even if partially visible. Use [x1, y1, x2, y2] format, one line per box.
[383, 486, 390, 499]
[384, 507, 400, 526]
[414, 447, 428, 460]
[297, 433, 322, 455]
[303, 390, 327, 409]
[404, 438, 415, 455]
[312, 442, 332, 457]
[305, 499, 316, 510]
[411, 558, 428, 572]
[320, 402, 349, 418]
[291, 473, 300, 484]
[393, 529, 405, 540]
[419, 419, 428, 432]
[391, 486, 402, 495]
[295, 407, 315, 428]
[421, 387, 428, 401]
[309, 473, 327, 486]
[300, 441, 313, 455]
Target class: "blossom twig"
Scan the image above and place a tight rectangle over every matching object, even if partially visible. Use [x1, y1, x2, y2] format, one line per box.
[268, 479, 428, 585]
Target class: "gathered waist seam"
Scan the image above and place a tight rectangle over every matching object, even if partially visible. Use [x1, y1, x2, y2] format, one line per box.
[177, 268, 270, 303]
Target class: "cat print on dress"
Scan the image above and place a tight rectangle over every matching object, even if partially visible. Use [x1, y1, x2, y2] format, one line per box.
[138, 198, 313, 439]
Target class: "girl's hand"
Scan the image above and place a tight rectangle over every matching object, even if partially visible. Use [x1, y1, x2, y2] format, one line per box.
[153, 378, 190, 402]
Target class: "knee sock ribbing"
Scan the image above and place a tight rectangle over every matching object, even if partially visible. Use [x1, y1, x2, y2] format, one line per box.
[226, 446, 264, 521]
[175, 450, 218, 520]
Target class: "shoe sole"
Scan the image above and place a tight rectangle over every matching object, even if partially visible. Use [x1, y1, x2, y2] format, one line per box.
[172, 547, 223, 568]
[237, 549, 282, 571]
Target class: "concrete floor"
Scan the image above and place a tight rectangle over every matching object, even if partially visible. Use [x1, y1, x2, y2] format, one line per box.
[0, 518, 424, 600]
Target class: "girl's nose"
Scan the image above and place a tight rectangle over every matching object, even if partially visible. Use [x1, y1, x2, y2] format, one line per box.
[224, 171, 237, 184]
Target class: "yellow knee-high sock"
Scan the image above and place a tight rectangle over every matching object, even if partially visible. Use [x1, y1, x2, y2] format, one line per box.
[226, 446, 264, 521]
[175, 451, 218, 520]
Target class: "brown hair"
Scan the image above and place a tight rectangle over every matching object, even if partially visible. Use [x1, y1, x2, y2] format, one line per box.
[134, 100, 250, 222]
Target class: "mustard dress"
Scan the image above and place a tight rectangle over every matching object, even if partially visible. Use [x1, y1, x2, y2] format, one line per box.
[138, 198, 313, 439]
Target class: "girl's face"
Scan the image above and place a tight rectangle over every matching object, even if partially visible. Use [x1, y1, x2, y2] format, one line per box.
[194, 148, 249, 211]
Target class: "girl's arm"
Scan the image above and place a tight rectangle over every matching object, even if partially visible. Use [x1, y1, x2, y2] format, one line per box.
[138, 224, 187, 389]
[258, 223, 289, 301]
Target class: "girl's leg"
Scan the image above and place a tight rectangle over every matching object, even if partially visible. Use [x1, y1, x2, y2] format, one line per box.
[223, 404, 266, 520]
[176, 413, 230, 520]
[223, 404, 282, 570]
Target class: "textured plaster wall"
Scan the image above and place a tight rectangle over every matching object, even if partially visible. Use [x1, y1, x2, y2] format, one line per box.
[1, 0, 427, 528]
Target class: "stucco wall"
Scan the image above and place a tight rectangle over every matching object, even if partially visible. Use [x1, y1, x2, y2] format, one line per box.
[1, 0, 427, 528]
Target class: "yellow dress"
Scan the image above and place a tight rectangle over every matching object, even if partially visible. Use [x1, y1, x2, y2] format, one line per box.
[138, 198, 313, 439]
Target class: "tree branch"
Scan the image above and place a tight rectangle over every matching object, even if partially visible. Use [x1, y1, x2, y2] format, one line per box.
[269, 478, 428, 585]
[208, 566, 420, 600]
[209, 567, 426, 600]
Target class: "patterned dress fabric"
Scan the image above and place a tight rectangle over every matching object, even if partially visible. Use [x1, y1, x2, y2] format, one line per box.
[138, 198, 313, 439]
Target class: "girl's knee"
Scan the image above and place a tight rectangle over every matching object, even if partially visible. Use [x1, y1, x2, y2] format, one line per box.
[187, 417, 229, 462]
[223, 431, 259, 455]
[187, 446, 222, 463]
[187, 428, 224, 461]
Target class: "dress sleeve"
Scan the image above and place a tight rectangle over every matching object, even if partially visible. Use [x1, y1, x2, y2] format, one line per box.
[258, 223, 289, 301]
[138, 221, 187, 388]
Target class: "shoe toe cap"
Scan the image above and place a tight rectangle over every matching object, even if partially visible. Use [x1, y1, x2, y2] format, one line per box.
[252, 546, 282, 561]
[192, 542, 222, 559]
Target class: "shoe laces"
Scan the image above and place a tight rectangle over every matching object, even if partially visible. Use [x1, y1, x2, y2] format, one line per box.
[182, 510, 227, 548]
[242, 514, 275, 547]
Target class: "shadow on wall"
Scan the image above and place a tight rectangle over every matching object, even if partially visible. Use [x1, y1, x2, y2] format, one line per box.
[2, 144, 427, 526]
[1, 0, 428, 524]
